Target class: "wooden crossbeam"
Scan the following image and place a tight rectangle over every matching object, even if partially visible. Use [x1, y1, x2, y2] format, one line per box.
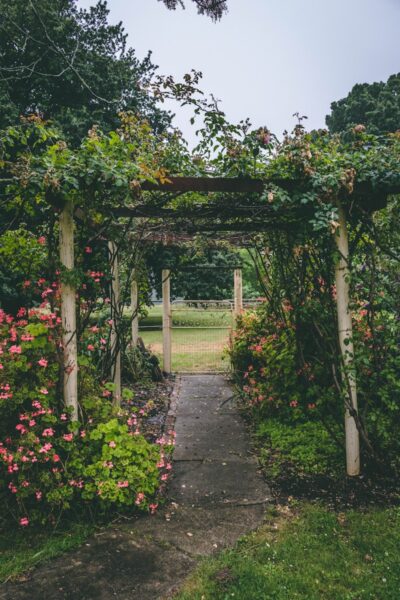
[141, 176, 265, 193]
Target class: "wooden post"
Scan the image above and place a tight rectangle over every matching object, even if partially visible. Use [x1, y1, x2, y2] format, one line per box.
[162, 269, 172, 374]
[131, 269, 139, 347]
[108, 241, 122, 406]
[234, 268, 243, 315]
[59, 200, 78, 421]
[334, 206, 360, 476]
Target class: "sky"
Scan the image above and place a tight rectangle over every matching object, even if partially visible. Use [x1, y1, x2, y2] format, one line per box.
[77, 0, 400, 144]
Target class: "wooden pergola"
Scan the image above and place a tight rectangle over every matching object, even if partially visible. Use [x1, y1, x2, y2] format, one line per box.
[59, 176, 395, 477]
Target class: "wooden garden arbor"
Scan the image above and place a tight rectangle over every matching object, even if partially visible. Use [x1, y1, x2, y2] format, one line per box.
[59, 176, 393, 477]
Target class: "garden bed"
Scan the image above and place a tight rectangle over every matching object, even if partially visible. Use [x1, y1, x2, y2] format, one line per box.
[0, 376, 175, 584]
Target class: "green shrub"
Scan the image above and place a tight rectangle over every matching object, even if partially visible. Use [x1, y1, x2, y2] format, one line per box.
[0, 307, 164, 528]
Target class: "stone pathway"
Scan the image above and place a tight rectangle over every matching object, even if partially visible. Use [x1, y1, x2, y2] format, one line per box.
[1, 375, 270, 600]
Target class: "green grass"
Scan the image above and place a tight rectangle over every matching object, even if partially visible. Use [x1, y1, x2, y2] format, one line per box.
[139, 305, 233, 372]
[0, 521, 94, 583]
[256, 419, 344, 477]
[175, 503, 400, 600]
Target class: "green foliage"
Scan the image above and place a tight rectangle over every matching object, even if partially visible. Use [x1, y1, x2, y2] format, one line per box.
[0, 308, 162, 527]
[0, 228, 48, 312]
[229, 215, 400, 473]
[146, 243, 242, 300]
[159, 0, 228, 20]
[0, 0, 170, 144]
[327, 73, 400, 134]
[256, 419, 343, 477]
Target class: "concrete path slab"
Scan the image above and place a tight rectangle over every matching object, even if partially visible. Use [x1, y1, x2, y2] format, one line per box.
[1, 375, 270, 600]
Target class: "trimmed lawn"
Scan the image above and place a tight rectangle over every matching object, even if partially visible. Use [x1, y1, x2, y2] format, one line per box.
[175, 503, 400, 600]
[139, 305, 233, 372]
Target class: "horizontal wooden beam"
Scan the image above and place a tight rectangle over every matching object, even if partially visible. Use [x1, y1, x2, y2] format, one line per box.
[141, 177, 265, 193]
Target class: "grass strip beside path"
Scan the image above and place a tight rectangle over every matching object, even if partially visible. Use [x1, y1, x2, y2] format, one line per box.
[0, 522, 94, 583]
[175, 503, 400, 600]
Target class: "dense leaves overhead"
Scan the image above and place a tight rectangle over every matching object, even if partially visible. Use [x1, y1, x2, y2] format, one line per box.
[159, 0, 228, 20]
[1, 110, 400, 240]
[326, 73, 400, 134]
[0, 0, 170, 144]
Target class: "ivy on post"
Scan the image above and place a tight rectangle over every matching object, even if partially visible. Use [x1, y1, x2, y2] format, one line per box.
[334, 205, 360, 476]
[162, 269, 172, 374]
[108, 241, 122, 406]
[59, 199, 78, 421]
[131, 269, 139, 347]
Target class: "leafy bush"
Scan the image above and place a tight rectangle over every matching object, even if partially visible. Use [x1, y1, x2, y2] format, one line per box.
[256, 419, 343, 477]
[230, 295, 400, 474]
[0, 307, 169, 527]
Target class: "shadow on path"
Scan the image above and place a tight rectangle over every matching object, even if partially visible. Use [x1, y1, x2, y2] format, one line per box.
[1, 375, 270, 600]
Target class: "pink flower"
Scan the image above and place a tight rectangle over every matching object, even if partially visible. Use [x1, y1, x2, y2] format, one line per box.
[135, 492, 145, 505]
[85, 246, 93, 254]
[117, 480, 129, 488]
[87, 344, 95, 351]
[37, 236, 46, 245]
[108, 441, 116, 448]
[161, 473, 169, 481]
[35, 491, 42, 501]
[38, 358, 48, 367]
[40, 388, 49, 395]
[289, 400, 298, 408]
[60, 413, 67, 421]
[42, 428, 54, 437]
[52, 454, 60, 463]
[19, 517, 29, 527]
[9, 345, 22, 354]
[149, 503, 158, 514]
[63, 433, 73, 442]
[21, 334, 34, 342]
[39, 443, 53, 453]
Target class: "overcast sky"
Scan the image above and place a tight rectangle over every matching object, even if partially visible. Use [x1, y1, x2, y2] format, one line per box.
[77, 0, 400, 144]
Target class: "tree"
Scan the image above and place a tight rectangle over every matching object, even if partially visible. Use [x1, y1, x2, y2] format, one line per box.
[326, 73, 400, 134]
[159, 0, 228, 20]
[0, 0, 170, 143]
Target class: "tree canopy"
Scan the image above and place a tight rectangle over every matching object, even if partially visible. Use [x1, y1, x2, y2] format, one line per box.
[0, 0, 170, 144]
[326, 73, 400, 134]
[159, 0, 228, 20]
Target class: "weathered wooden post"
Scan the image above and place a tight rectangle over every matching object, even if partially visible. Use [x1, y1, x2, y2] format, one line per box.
[59, 200, 78, 421]
[234, 268, 243, 315]
[108, 241, 122, 406]
[334, 206, 360, 476]
[162, 269, 172, 374]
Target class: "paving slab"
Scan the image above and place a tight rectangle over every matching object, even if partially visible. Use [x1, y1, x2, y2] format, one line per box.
[1, 374, 271, 600]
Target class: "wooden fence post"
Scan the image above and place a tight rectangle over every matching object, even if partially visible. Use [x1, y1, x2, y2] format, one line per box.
[162, 269, 172, 374]
[334, 206, 360, 476]
[59, 200, 78, 421]
[234, 268, 243, 315]
[131, 269, 139, 347]
[108, 241, 122, 406]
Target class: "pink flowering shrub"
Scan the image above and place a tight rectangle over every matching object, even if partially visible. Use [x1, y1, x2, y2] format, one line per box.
[0, 307, 167, 526]
[230, 298, 400, 472]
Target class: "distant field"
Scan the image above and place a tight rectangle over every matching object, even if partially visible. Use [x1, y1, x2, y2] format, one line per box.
[139, 305, 233, 372]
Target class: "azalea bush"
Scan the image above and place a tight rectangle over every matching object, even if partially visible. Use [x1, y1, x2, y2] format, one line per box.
[0, 306, 173, 528]
[230, 224, 400, 475]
